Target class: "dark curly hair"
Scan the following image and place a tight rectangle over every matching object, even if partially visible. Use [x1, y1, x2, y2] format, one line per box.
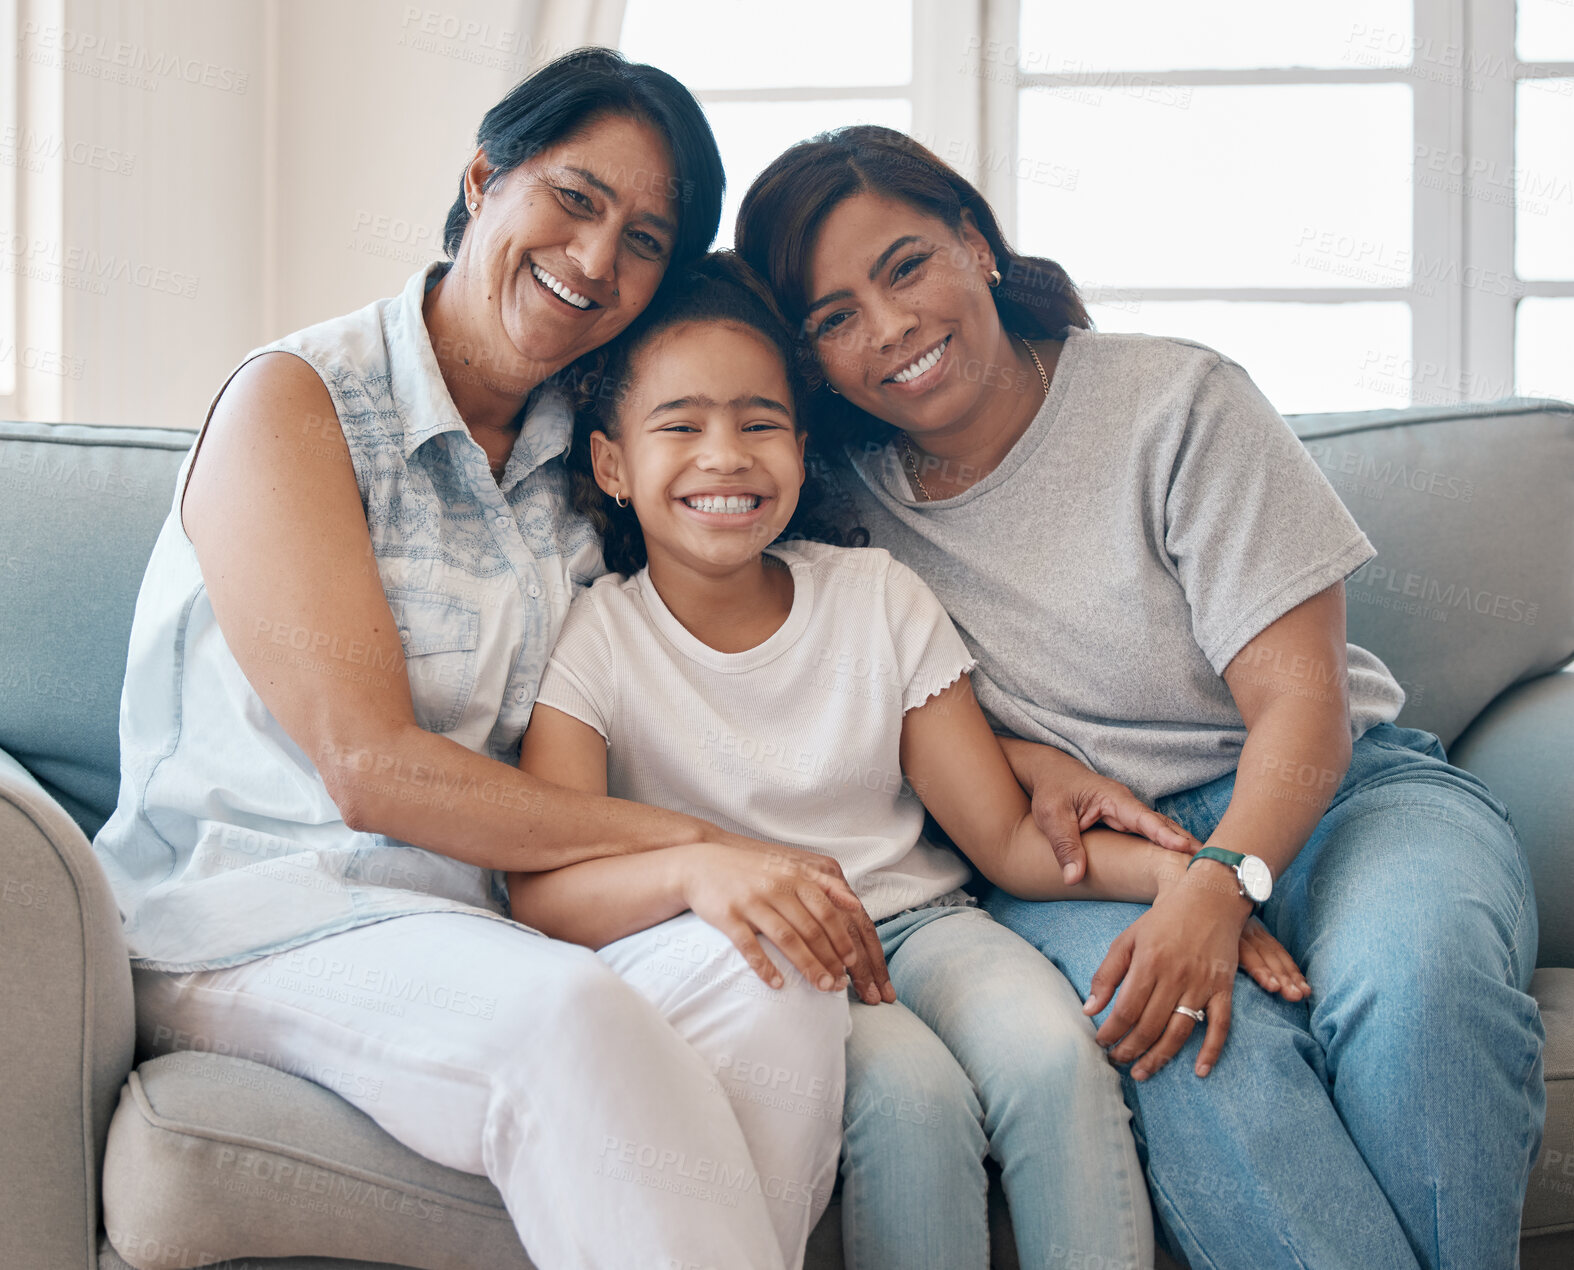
[560, 252, 867, 577]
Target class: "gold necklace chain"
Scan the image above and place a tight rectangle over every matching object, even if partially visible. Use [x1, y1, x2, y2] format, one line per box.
[902, 334, 1050, 502]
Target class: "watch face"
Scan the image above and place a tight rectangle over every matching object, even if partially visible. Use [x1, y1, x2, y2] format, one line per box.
[1239, 855, 1273, 903]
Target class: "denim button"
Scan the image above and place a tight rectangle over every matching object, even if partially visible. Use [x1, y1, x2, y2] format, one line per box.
[495, 515, 510, 530]
[398, 628, 410, 643]
[515, 688, 529, 704]
[527, 583, 541, 598]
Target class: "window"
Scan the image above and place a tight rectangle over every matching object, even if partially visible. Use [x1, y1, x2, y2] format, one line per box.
[618, 0, 981, 248]
[982, 0, 1574, 412]
[1514, 0, 1574, 402]
[619, 0, 914, 245]
[623, 2, 1572, 414]
[0, 0, 18, 403]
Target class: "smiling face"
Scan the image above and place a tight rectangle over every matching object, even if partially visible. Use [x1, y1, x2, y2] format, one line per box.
[804, 190, 1009, 438]
[591, 320, 807, 577]
[459, 112, 680, 380]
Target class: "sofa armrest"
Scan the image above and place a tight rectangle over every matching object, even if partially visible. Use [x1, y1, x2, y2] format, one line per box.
[0, 745, 135, 1270]
[1450, 668, 1574, 969]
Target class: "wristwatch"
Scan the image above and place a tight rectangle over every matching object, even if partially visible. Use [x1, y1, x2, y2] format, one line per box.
[1188, 846, 1273, 906]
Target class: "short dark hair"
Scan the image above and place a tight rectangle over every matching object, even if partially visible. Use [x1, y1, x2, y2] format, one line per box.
[443, 47, 723, 269]
[564, 252, 866, 576]
[735, 125, 1089, 449]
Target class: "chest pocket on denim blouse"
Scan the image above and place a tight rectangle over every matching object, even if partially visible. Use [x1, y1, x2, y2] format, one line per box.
[386, 588, 481, 735]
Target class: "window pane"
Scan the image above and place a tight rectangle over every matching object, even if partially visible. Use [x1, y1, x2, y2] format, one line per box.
[1087, 301, 1412, 414]
[1017, 1, 1412, 73]
[1516, 298, 1574, 400]
[620, 0, 911, 90]
[1515, 82, 1574, 279]
[704, 99, 912, 247]
[1518, 0, 1574, 61]
[1017, 86, 1412, 289]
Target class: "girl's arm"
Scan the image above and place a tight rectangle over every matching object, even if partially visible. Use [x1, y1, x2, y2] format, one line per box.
[506, 705, 894, 1001]
[899, 673, 1181, 902]
[900, 672, 1310, 1030]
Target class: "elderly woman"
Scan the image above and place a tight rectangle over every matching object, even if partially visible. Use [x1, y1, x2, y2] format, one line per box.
[736, 125, 1544, 1270]
[93, 51, 876, 1270]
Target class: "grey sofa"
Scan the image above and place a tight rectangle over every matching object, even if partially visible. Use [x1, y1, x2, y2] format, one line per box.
[2, 399, 1571, 1270]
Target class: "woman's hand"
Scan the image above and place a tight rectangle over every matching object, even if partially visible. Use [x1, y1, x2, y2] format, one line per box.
[998, 738, 1199, 885]
[1082, 863, 1253, 1080]
[681, 839, 896, 1005]
[1238, 917, 1311, 1002]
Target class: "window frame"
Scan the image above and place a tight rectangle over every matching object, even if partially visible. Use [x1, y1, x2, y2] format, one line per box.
[976, 0, 1574, 407]
[1, 0, 19, 406]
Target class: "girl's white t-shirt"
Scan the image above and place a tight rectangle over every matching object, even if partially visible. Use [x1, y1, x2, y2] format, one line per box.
[532, 541, 977, 920]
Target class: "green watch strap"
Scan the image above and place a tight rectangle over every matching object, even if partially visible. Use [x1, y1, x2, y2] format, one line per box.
[1189, 846, 1245, 871]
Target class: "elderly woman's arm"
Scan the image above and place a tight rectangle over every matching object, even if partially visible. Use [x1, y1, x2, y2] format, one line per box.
[182, 352, 719, 873]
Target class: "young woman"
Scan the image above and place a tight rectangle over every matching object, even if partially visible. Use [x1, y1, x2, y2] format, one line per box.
[735, 126, 1544, 1270]
[506, 252, 1309, 1270]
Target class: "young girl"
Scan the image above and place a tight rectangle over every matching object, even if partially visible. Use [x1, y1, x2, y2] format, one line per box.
[507, 254, 1306, 1270]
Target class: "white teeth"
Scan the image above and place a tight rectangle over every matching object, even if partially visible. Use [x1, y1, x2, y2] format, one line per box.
[531, 264, 592, 309]
[891, 338, 947, 384]
[684, 494, 761, 514]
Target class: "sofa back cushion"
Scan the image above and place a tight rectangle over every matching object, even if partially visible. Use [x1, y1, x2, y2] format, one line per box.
[2, 400, 1570, 840]
[0, 422, 192, 838]
[1286, 399, 1574, 749]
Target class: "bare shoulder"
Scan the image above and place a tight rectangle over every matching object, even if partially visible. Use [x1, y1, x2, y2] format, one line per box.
[182, 351, 356, 540]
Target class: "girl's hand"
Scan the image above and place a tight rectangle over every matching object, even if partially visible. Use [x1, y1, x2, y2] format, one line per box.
[1001, 739, 1200, 885]
[1083, 873, 1252, 1081]
[1238, 918, 1312, 1002]
[680, 840, 895, 1005]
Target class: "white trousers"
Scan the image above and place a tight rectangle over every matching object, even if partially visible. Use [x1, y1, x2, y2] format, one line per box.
[132, 911, 851, 1270]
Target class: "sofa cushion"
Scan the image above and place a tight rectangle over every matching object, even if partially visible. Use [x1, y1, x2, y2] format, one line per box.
[0, 421, 192, 838]
[1451, 669, 1574, 969]
[1525, 968, 1574, 1237]
[1284, 399, 1574, 749]
[102, 1051, 536, 1270]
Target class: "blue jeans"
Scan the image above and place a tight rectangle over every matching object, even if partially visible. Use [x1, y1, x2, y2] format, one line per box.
[983, 724, 1546, 1270]
[840, 903, 1153, 1270]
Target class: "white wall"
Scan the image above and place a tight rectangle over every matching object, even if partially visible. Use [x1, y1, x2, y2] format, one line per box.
[11, 0, 546, 428]
[269, 0, 534, 339]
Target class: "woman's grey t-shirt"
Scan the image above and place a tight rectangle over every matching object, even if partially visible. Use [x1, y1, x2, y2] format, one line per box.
[836, 326, 1405, 806]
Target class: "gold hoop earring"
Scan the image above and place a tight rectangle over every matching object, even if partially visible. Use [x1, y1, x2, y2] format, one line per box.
[614, 492, 628, 508]
[826, 384, 841, 396]
[988, 269, 1002, 288]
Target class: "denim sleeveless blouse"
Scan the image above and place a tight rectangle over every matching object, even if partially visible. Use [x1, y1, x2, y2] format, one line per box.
[93, 262, 603, 971]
